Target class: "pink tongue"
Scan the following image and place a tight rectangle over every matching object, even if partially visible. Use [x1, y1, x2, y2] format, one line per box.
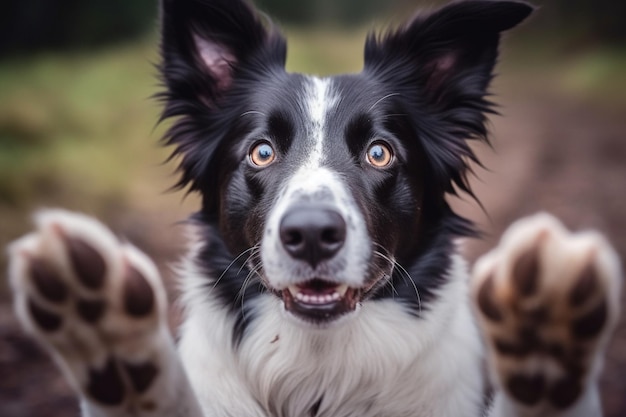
[297, 280, 338, 296]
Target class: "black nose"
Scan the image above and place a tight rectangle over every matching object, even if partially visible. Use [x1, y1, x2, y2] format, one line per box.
[279, 205, 347, 267]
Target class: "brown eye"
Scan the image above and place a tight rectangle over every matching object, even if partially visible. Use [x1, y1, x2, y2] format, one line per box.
[366, 142, 393, 168]
[249, 142, 276, 167]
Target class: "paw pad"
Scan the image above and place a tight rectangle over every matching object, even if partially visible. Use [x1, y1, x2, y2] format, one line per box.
[30, 258, 68, 303]
[472, 213, 622, 410]
[86, 357, 126, 406]
[123, 361, 159, 394]
[477, 273, 503, 322]
[123, 264, 155, 317]
[28, 299, 63, 332]
[76, 299, 106, 323]
[8, 209, 168, 409]
[66, 235, 107, 290]
[511, 243, 541, 297]
[571, 300, 607, 340]
[569, 264, 598, 307]
[506, 373, 545, 406]
[548, 374, 581, 409]
[83, 358, 160, 406]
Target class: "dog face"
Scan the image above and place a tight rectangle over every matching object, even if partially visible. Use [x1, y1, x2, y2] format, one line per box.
[159, 0, 532, 327]
[255, 75, 423, 323]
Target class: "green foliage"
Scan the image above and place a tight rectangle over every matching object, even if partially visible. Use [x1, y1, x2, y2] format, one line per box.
[0, 39, 164, 209]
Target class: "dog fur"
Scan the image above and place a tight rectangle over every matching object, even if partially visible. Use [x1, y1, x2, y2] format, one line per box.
[7, 1, 623, 416]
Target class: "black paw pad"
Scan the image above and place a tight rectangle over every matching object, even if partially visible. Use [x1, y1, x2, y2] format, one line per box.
[548, 374, 581, 409]
[477, 274, 503, 322]
[86, 357, 125, 406]
[123, 361, 158, 393]
[506, 373, 546, 406]
[571, 300, 607, 339]
[549, 347, 587, 382]
[67, 237, 107, 290]
[76, 298, 106, 323]
[494, 337, 534, 357]
[123, 265, 154, 317]
[525, 306, 549, 324]
[512, 246, 540, 297]
[569, 264, 597, 307]
[140, 400, 157, 411]
[30, 258, 68, 303]
[546, 342, 565, 359]
[28, 299, 63, 331]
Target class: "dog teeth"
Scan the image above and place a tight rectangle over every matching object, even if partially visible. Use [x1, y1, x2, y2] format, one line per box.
[336, 284, 348, 296]
[288, 285, 346, 305]
[288, 285, 300, 297]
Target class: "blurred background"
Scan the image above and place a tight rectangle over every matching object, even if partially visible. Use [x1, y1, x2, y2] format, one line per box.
[1, 0, 625, 416]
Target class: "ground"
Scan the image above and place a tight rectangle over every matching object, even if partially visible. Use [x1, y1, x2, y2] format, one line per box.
[0, 43, 625, 416]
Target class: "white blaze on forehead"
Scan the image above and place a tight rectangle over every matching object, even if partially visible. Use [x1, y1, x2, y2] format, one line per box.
[303, 77, 338, 169]
[259, 79, 371, 289]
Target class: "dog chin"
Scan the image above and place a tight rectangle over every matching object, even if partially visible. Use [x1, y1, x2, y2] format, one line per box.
[280, 299, 362, 329]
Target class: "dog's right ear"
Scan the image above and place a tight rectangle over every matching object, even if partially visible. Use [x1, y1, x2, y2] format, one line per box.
[158, 0, 286, 194]
[159, 0, 286, 107]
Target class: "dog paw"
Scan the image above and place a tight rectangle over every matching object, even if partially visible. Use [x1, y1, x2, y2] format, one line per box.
[7, 209, 169, 412]
[472, 213, 622, 411]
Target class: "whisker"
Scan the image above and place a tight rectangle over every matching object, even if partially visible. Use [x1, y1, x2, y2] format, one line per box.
[368, 93, 401, 112]
[237, 244, 261, 276]
[380, 113, 408, 119]
[210, 246, 258, 292]
[239, 263, 262, 299]
[373, 251, 399, 298]
[239, 263, 264, 321]
[373, 244, 421, 314]
[240, 110, 267, 118]
[240, 261, 265, 300]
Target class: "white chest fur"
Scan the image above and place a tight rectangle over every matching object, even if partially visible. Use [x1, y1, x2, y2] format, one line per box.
[178, 254, 485, 417]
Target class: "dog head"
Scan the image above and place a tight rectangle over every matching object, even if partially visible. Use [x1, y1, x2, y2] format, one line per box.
[158, 0, 533, 328]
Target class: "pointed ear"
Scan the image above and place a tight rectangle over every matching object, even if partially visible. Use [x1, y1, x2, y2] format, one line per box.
[363, 1, 533, 204]
[159, 0, 286, 106]
[364, 0, 534, 107]
[157, 0, 287, 196]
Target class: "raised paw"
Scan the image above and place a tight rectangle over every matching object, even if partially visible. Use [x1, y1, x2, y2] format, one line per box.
[472, 213, 622, 412]
[7, 209, 170, 413]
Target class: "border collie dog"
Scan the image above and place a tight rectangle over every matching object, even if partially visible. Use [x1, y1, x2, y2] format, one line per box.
[7, 0, 622, 416]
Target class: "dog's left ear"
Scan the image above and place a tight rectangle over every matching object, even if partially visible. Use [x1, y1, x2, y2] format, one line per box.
[364, 0, 534, 107]
[364, 1, 533, 203]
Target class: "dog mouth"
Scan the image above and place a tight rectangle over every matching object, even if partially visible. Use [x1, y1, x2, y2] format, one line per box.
[279, 278, 361, 323]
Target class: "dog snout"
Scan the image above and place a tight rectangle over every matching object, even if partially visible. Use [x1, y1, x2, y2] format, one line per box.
[279, 205, 346, 268]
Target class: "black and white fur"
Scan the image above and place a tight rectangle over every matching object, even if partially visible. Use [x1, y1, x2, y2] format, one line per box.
[7, 1, 623, 416]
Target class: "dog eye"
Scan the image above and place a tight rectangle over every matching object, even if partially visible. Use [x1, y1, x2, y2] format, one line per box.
[249, 142, 276, 167]
[366, 142, 393, 168]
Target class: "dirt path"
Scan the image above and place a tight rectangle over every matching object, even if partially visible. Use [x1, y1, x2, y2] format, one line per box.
[1, 81, 625, 416]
